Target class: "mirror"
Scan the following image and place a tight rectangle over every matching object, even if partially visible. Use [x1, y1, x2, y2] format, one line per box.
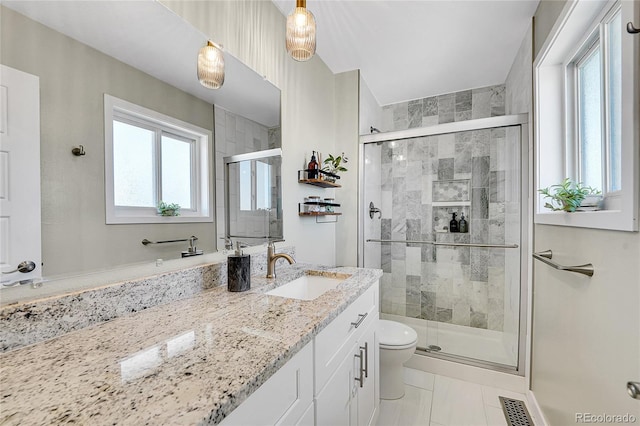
[0, 1, 281, 290]
[225, 149, 283, 244]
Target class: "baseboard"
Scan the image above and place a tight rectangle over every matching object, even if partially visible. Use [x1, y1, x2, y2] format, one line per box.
[404, 353, 526, 393]
[525, 390, 549, 426]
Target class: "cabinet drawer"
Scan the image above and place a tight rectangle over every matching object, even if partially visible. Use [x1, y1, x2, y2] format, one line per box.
[315, 282, 378, 395]
[221, 342, 313, 426]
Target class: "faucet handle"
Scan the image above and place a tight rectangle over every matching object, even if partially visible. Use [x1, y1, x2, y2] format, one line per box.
[220, 236, 233, 250]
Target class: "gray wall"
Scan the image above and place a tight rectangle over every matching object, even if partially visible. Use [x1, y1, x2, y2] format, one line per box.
[1, 7, 215, 277]
[531, 2, 640, 424]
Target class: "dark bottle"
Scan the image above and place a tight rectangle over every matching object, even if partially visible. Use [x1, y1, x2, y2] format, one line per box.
[308, 151, 319, 179]
[459, 212, 468, 233]
[449, 212, 459, 233]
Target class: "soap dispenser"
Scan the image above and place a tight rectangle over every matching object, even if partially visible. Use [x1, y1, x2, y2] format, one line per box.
[449, 212, 459, 233]
[228, 242, 250, 292]
[459, 212, 468, 233]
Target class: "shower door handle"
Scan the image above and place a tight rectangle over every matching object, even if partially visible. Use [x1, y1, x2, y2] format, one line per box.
[369, 202, 382, 219]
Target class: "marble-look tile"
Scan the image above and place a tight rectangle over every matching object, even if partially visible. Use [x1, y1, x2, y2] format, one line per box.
[381, 219, 392, 240]
[489, 249, 505, 268]
[454, 132, 472, 174]
[437, 158, 454, 181]
[422, 115, 439, 127]
[470, 280, 488, 311]
[490, 135, 506, 172]
[470, 309, 488, 329]
[421, 243, 435, 264]
[406, 247, 422, 276]
[490, 85, 506, 116]
[471, 188, 489, 220]
[437, 133, 455, 158]
[472, 129, 491, 157]
[392, 177, 407, 206]
[407, 139, 425, 159]
[406, 303, 421, 319]
[452, 300, 471, 326]
[421, 291, 436, 321]
[421, 175, 434, 204]
[433, 179, 470, 202]
[381, 190, 393, 220]
[456, 90, 472, 112]
[391, 260, 407, 288]
[472, 86, 493, 119]
[392, 240, 406, 261]
[489, 216, 505, 245]
[490, 171, 505, 202]
[406, 218, 422, 246]
[472, 156, 490, 188]
[437, 94, 455, 124]
[381, 144, 393, 164]
[406, 162, 423, 191]
[381, 244, 392, 273]
[455, 110, 472, 122]
[381, 106, 394, 132]
[423, 96, 438, 117]
[393, 102, 408, 122]
[431, 375, 487, 426]
[392, 159, 407, 178]
[408, 100, 423, 128]
[436, 307, 453, 323]
[470, 247, 489, 282]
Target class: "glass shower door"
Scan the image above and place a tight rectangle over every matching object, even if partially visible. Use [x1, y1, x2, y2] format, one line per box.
[362, 125, 522, 370]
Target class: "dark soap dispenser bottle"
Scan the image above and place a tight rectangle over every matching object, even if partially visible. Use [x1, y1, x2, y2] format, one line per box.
[228, 242, 250, 292]
[459, 212, 468, 233]
[449, 212, 459, 233]
[308, 151, 319, 179]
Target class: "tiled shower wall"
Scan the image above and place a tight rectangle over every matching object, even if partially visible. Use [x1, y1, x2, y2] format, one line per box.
[377, 84, 518, 332]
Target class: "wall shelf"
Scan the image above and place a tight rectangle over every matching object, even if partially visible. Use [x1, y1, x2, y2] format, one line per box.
[298, 169, 341, 188]
[298, 212, 342, 217]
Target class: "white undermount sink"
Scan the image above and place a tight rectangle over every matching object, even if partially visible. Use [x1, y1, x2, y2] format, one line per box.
[266, 273, 347, 301]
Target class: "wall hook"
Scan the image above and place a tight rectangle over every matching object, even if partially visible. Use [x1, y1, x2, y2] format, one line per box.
[627, 22, 640, 34]
[71, 145, 86, 156]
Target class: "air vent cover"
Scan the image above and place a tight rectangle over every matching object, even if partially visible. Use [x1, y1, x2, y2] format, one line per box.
[499, 396, 534, 426]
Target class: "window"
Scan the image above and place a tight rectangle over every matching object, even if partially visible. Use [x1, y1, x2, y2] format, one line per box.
[567, 5, 621, 196]
[105, 95, 213, 224]
[534, 0, 638, 231]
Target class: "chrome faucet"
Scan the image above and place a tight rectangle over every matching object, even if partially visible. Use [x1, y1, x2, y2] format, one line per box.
[266, 240, 295, 279]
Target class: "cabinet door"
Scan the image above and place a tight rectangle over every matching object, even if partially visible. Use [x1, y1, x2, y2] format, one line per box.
[356, 318, 378, 426]
[315, 342, 357, 426]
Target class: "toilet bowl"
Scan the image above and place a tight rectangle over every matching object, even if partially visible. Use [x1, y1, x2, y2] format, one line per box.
[379, 319, 418, 400]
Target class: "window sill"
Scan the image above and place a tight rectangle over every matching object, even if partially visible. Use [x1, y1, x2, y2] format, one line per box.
[535, 209, 636, 232]
[106, 213, 213, 225]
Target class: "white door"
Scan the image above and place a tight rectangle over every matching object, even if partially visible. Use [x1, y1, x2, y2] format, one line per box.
[0, 65, 41, 285]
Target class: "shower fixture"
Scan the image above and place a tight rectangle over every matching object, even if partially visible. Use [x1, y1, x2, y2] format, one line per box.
[370, 126, 381, 134]
[369, 202, 382, 219]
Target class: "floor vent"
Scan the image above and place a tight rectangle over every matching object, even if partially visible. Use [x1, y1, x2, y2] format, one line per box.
[499, 396, 534, 426]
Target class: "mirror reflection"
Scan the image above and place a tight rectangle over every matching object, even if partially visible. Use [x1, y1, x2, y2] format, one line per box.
[225, 149, 283, 243]
[0, 1, 281, 290]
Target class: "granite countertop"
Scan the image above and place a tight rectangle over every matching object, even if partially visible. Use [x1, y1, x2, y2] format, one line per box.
[0, 264, 382, 425]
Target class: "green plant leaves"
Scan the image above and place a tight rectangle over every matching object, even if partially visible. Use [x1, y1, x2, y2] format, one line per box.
[538, 178, 600, 212]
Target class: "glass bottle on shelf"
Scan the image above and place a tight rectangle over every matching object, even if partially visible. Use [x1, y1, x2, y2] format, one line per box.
[459, 212, 468, 233]
[308, 151, 319, 179]
[449, 212, 459, 233]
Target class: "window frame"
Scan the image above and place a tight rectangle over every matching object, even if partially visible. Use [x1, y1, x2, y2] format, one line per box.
[104, 94, 213, 224]
[534, 0, 638, 231]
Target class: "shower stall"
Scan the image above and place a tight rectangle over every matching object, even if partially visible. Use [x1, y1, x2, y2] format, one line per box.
[359, 115, 529, 373]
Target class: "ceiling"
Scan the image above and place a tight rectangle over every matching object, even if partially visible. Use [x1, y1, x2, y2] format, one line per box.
[272, 0, 539, 106]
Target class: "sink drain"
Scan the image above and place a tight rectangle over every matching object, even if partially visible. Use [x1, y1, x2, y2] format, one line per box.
[499, 396, 534, 426]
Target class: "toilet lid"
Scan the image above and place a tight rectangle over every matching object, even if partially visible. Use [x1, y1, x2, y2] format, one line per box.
[379, 320, 418, 347]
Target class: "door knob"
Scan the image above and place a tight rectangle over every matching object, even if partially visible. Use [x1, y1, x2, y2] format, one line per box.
[628, 381, 640, 399]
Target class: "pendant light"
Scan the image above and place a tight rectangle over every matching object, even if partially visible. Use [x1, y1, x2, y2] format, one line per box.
[197, 41, 225, 89]
[286, 0, 316, 61]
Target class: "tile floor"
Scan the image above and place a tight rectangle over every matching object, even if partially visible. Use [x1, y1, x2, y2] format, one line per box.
[376, 368, 529, 426]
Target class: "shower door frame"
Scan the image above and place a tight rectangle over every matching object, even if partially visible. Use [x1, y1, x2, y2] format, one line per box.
[358, 114, 530, 375]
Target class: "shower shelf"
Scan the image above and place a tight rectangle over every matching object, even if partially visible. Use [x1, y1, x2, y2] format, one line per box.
[298, 170, 342, 188]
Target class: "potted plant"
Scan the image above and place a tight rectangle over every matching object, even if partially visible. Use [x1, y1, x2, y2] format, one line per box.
[322, 152, 348, 182]
[538, 178, 601, 212]
[157, 201, 181, 216]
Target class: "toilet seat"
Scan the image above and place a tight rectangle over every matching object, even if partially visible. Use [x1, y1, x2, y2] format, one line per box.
[379, 320, 418, 350]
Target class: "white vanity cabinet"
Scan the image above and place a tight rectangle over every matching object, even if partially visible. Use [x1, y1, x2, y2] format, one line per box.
[221, 280, 380, 426]
[315, 282, 379, 426]
[220, 342, 314, 426]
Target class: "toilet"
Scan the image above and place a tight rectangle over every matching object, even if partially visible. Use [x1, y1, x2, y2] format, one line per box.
[378, 320, 418, 400]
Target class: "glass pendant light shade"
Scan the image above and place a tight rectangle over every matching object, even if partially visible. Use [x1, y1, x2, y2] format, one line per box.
[286, 0, 316, 62]
[197, 41, 225, 89]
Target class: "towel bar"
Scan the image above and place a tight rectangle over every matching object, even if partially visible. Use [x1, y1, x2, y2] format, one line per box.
[532, 250, 594, 277]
